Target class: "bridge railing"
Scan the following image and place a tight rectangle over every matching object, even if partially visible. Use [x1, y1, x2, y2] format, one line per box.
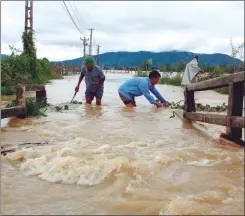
[184, 71, 245, 147]
[1, 84, 46, 119]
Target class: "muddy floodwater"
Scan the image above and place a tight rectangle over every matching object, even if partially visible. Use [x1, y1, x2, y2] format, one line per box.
[1, 74, 244, 215]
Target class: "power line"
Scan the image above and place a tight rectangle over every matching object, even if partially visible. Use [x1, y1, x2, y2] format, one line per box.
[62, 1, 86, 37]
[61, 1, 100, 55]
[68, 1, 87, 33]
[71, 1, 99, 53]
[72, 1, 88, 29]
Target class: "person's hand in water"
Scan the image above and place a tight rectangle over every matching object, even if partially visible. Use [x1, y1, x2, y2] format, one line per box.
[162, 102, 169, 107]
[155, 103, 163, 108]
[155, 99, 169, 108]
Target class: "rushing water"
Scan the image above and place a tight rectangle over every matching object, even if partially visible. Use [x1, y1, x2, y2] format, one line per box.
[1, 74, 244, 215]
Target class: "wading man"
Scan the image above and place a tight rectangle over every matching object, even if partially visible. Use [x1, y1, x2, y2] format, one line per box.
[118, 70, 169, 108]
[75, 56, 105, 105]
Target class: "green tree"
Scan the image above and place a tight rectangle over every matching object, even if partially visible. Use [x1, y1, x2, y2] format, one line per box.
[22, 31, 37, 80]
[1, 31, 63, 95]
[147, 58, 153, 69]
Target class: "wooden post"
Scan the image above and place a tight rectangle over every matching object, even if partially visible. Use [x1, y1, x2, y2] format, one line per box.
[184, 87, 196, 112]
[16, 84, 27, 118]
[186, 71, 244, 91]
[183, 112, 244, 127]
[183, 71, 245, 147]
[36, 89, 47, 103]
[1, 106, 27, 119]
[25, 84, 45, 91]
[226, 82, 244, 138]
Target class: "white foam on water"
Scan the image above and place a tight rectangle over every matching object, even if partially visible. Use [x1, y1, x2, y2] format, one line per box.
[3, 138, 153, 187]
[187, 158, 217, 166]
[20, 152, 130, 185]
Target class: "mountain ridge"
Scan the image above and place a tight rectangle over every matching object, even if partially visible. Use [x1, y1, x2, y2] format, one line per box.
[1, 51, 242, 67]
[52, 51, 242, 67]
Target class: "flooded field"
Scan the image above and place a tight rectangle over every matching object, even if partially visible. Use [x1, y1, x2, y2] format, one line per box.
[1, 74, 244, 215]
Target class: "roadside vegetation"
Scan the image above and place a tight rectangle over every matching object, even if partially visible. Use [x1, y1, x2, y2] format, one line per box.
[1, 30, 63, 96]
[1, 30, 62, 116]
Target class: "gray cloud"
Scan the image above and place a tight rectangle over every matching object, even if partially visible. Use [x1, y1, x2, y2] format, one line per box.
[1, 1, 244, 61]
[89, 17, 193, 36]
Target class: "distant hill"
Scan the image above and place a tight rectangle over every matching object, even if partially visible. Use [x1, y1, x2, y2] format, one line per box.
[1, 51, 243, 68]
[53, 50, 243, 67]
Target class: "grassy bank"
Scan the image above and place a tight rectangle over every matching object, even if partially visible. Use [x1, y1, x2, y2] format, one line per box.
[135, 71, 182, 86]
[214, 87, 229, 94]
[158, 73, 182, 86]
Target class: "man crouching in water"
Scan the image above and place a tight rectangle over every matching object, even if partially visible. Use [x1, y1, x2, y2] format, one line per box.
[75, 56, 105, 105]
[118, 70, 169, 108]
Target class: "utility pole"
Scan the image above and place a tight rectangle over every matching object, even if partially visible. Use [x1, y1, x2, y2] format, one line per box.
[24, 0, 33, 34]
[88, 28, 95, 56]
[24, 0, 36, 80]
[96, 45, 100, 66]
[80, 37, 89, 59]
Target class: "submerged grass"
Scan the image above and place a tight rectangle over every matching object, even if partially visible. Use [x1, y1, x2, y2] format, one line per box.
[5, 97, 48, 117]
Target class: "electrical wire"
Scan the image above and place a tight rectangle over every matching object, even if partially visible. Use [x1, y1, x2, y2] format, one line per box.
[68, 1, 87, 33]
[72, 1, 88, 29]
[61, 1, 86, 37]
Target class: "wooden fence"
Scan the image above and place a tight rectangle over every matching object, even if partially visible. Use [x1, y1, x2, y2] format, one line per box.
[184, 71, 245, 147]
[1, 84, 46, 119]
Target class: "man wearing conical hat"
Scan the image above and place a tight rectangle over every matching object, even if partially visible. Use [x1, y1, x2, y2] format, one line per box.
[75, 56, 105, 105]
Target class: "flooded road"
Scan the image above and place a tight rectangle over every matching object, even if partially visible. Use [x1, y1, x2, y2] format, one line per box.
[1, 74, 244, 215]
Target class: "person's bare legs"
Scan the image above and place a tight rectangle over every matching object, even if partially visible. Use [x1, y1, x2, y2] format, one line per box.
[125, 103, 136, 108]
[86, 96, 93, 105]
[119, 93, 136, 108]
[96, 98, 102, 106]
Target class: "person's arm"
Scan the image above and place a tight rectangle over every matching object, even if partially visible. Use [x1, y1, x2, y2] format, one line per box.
[92, 77, 105, 93]
[75, 67, 85, 92]
[150, 86, 167, 103]
[138, 79, 158, 105]
[188, 64, 203, 82]
[92, 68, 106, 93]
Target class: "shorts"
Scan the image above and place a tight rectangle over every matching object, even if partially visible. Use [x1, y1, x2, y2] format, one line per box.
[85, 86, 104, 100]
[119, 93, 136, 105]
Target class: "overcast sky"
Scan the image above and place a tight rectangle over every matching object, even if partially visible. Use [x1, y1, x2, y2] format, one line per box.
[1, 1, 244, 61]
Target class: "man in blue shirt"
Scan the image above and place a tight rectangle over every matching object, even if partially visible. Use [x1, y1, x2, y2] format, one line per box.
[118, 70, 169, 108]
